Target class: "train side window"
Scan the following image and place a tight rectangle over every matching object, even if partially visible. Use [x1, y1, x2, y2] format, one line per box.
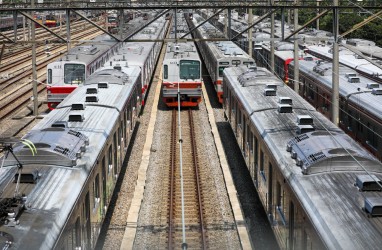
[47, 69, 52, 84]
[75, 217, 81, 249]
[85, 192, 91, 247]
[108, 145, 112, 174]
[260, 150, 266, 182]
[113, 132, 118, 176]
[249, 130, 253, 153]
[102, 157, 107, 213]
[164, 65, 168, 79]
[268, 163, 273, 214]
[276, 181, 286, 225]
[93, 174, 100, 208]
[367, 123, 378, 149]
[347, 111, 353, 131]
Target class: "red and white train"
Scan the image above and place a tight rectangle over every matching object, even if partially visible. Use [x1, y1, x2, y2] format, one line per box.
[162, 13, 202, 107]
[46, 34, 120, 109]
[46, 14, 168, 110]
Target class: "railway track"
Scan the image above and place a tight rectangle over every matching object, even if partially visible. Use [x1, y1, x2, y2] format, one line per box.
[168, 109, 207, 249]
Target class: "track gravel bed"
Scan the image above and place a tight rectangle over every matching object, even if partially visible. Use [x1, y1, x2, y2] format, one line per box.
[133, 96, 241, 249]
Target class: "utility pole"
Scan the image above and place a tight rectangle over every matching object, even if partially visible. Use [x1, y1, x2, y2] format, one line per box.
[31, 0, 38, 116]
[270, 0, 275, 72]
[294, 0, 299, 93]
[332, 0, 339, 125]
[248, 8, 253, 57]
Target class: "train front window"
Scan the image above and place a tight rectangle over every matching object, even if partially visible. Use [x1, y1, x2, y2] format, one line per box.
[179, 60, 200, 80]
[164, 65, 168, 79]
[47, 69, 52, 84]
[219, 66, 227, 77]
[64, 63, 85, 85]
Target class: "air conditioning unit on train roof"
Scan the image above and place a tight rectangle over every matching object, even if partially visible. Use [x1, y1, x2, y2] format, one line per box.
[372, 88, 382, 95]
[296, 115, 313, 126]
[278, 97, 292, 105]
[364, 197, 382, 217]
[366, 83, 379, 89]
[356, 175, 382, 191]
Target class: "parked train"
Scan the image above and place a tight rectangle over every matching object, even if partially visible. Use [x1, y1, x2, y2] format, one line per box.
[306, 39, 382, 84]
[46, 34, 120, 110]
[162, 13, 202, 107]
[188, 14, 255, 103]
[223, 64, 382, 249]
[35, 13, 58, 28]
[0, 49, 143, 249]
[0, 15, 23, 31]
[109, 15, 169, 106]
[200, 10, 382, 161]
[46, 15, 169, 109]
[288, 57, 382, 161]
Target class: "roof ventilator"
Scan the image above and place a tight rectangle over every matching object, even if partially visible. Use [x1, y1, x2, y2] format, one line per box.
[297, 115, 313, 126]
[71, 103, 85, 110]
[14, 171, 39, 184]
[98, 82, 109, 88]
[296, 125, 315, 134]
[266, 84, 278, 90]
[69, 114, 84, 122]
[86, 95, 98, 102]
[278, 104, 293, 113]
[51, 121, 68, 128]
[355, 175, 382, 191]
[372, 88, 382, 95]
[278, 97, 292, 105]
[264, 88, 276, 96]
[364, 197, 382, 217]
[366, 83, 379, 89]
[86, 88, 98, 94]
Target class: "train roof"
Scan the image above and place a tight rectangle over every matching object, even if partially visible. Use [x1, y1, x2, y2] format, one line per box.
[295, 58, 382, 121]
[105, 17, 166, 67]
[224, 65, 382, 249]
[345, 38, 382, 60]
[307, 44, 382, 80]
[55, 34, 117, 65]
[0, 66, 140, 248]
[192, 15, 254, 63]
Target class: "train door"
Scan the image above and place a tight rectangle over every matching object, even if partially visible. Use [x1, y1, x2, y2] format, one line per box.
[254, 137, 258, 188]
[289, 201, 295, 250]
[114, 132, 119, 181]
[268, 163, 273, 220]
[85, 192, 91, 249]
[102, 156, 107, 216]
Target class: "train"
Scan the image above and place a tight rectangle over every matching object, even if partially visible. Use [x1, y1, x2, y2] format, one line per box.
[46, 14, 169, 109]
[197, 10, 382, 162]
[46, 34, 120, 110]
[162, 12, 202, 107]
[306, 39, 382, 84]
[108, 15, 169, 106]
[188, 14, 255, 103]
[223, 64, 382, 249]
[0, 15, 23, 31]
[35, 13, 58, 28]
[288, 57, 382, 161]
[0, 45, 143, 249]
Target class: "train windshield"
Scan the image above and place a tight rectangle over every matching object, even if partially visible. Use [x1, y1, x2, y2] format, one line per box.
[64, 64, 85, 85]
[179, 60, 200, 80]
[219, 66, 227, 77]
